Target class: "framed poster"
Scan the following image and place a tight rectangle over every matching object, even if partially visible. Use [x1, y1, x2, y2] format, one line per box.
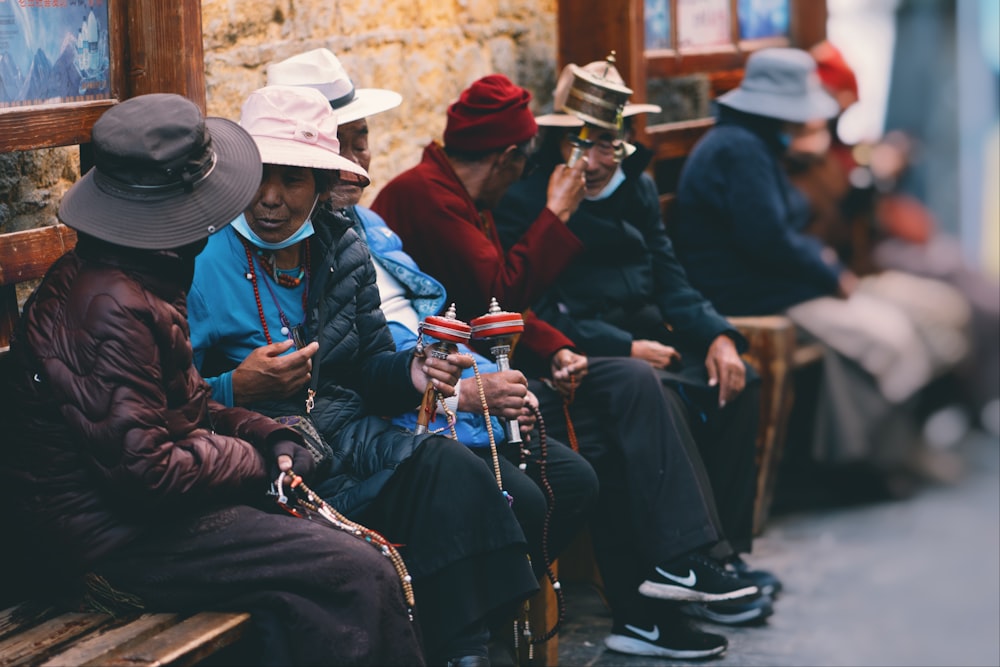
[0, 0, 205, 155]
[677, 0, 732, 50]
[0, 0, 112, 109]
[0, 0, 125, 153]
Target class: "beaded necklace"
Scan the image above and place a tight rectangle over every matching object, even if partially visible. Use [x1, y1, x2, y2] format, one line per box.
[240, 235, 311, 344]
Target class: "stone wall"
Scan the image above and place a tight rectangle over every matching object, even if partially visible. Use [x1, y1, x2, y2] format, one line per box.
[0, 0, 558, 234]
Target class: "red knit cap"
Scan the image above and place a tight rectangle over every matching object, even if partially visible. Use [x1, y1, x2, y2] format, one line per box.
[444, 74, 538, 152]
[811, 41, 859, 111]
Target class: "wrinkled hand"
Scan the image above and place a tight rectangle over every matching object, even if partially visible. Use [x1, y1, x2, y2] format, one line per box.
[546, 157, 588, 223]
[272, 438, 316, 482]
[550, 348, 589, 398]
[463, 369, 528, 421]
[232, 340, 319, 406]
[411, 349, 472, 397]
[631, 339, 682, 369]
[705, 334, 745, 408]
[517, 390, 540, 439]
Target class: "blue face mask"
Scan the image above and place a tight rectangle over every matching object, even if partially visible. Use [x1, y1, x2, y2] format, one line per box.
[231, 195, 320, 250]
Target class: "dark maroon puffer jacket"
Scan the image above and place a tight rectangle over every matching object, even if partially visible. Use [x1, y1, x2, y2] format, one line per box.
[0, 240, 296, 574]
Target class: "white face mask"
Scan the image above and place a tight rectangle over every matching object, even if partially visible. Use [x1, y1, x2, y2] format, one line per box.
[584, 166, 626, 201]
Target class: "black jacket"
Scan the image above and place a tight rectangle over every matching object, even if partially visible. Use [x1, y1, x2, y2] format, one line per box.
[247, 207, 432, 516]
[496, 140, 744, 378]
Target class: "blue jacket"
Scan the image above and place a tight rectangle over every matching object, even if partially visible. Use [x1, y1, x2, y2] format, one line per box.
[352, 205, 506, 447]
[671, 108, 842, 315]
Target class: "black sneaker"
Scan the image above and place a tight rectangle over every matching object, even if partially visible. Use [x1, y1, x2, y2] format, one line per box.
[605, 616, 727, 659]
[726, 555, 783, 597]
[639, 552, 758, 602]
[681, 592, 775, 626]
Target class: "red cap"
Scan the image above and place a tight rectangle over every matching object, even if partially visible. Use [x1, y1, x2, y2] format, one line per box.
[444, 74, 538, 152]
[811, 41, 859, 111]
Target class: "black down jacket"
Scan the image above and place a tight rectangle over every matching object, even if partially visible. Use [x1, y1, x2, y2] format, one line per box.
[225, 207, 433, 517]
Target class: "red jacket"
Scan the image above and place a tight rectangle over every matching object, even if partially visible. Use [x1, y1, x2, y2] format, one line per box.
[1, 241, 297, 573]
[372, 143, 583, 369]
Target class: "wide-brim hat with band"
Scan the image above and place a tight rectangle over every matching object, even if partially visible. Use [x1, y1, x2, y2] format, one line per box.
[59, 93, 262, 250]
[534, 56, 662, 128]
[240, 84, 371, 185]
[716, 47, 839, 123]
[266, 48, 402, 125]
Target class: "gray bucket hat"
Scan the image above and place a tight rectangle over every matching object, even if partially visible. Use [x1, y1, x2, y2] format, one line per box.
[716, 47, 839, 123]
[59, 93, 262, 250]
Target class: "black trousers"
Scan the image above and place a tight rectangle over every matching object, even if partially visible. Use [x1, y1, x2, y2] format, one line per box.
[531, 356, 724, 619]
[94, 504, 425, 666]
[657, 370, 761, 554]
[356, 436, 539, 663]
[469, 427, 599, 580]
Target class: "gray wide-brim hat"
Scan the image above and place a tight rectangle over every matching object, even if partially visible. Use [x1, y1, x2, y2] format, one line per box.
[60, 93, 262, 250]
[716, 47, 839, 123]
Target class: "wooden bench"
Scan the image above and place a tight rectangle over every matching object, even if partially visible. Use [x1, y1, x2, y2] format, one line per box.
[0, 224, 252, 667]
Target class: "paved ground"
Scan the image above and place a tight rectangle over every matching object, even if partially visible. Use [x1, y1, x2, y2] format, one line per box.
[556, 430, 1000, 667]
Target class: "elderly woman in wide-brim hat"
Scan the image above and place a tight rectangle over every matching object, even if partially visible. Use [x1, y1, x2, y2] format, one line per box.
[0, 93, 425, 665]
[188, 84, 539, 667]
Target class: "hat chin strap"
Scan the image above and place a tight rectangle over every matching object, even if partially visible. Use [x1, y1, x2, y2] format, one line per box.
[232, 194, 320, 251]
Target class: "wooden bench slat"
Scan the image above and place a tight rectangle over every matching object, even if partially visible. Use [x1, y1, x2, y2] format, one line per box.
[0, 604, 53, 642]
[40, 613, 181, 667]
[0, 225, 77, 287]
[94, 612, 251, 667]
[0, 612, 113, 667]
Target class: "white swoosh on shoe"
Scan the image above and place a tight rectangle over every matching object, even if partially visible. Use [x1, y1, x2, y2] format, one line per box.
[625, 623, 660, 642]
[655, 566, 697, 587]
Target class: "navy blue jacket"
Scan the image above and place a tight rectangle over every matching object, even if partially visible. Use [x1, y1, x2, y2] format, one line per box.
[672, 108, 842, 315]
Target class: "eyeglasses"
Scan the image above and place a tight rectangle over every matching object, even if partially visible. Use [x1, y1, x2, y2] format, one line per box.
[567, 134, 622, 158]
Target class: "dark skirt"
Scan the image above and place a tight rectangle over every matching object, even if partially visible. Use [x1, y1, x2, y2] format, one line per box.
[93, 504, 425, 666]
[354, 436, 539, 661]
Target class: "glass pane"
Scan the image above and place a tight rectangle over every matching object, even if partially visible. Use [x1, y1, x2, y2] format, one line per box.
[738, 0, 790, 40]
[646, 73, 712, 124]
[644, 0, 672, 50]
[677, 0, 732, 49]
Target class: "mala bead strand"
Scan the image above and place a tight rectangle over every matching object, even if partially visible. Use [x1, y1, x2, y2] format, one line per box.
[526, 403, 566, 645]
[284, 473, 415, 617]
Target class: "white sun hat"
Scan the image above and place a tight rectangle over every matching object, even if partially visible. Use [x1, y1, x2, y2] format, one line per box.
[240, 85, 370, 185]
[266, 48, 402, 125]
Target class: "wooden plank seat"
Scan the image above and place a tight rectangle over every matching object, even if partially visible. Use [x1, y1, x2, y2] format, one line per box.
[0, 602, 250, 667]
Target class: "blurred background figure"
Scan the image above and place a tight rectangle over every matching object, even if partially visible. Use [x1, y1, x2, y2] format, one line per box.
[786, 39, 1000, 448]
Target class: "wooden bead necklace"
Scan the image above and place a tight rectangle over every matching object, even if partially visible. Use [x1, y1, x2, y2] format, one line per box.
[240, 236, 311, 344]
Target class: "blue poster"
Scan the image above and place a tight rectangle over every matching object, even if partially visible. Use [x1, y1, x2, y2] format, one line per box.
[0, 0, 111, 109]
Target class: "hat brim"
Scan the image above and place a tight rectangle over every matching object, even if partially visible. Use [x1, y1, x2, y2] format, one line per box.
[58, 117, 262, 251]
[332, 88, 403, 124]
[716, 87, 839, 123]
[535, 101, 663, 127]
[252, 136, 371, 185]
